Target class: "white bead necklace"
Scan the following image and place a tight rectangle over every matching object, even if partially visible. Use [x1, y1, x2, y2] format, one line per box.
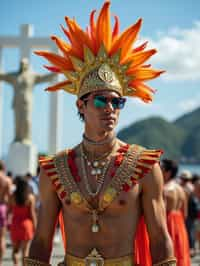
[80, 143, 110, 198]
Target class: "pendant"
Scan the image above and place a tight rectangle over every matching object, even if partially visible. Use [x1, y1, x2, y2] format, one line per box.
[91, 223, 100, 233]
[93, 161, 99, 167]
[96, 169, 102, 175]
[91, 210, 99, 233]
[91, 169, 97, 175]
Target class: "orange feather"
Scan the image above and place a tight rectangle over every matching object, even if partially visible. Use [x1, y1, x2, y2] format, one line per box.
[45, 80, 72, 92]
[96, 1, 111, 52]
[127, 68, 165, 81]
[110, 18, 142, 59]
[121, 49, 157, 68]
[34, 51, 73, 71]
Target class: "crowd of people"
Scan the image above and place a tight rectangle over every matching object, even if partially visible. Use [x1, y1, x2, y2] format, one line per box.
[0, 157, 200, 265]
[0, 160, 38, 266]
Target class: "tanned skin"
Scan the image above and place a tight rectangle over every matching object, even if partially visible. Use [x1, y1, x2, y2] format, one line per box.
[29, 90, 173, 264]
[162, 166, 188, 219]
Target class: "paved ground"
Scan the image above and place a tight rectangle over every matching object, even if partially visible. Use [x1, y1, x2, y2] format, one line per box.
[2, 233, 200, 265]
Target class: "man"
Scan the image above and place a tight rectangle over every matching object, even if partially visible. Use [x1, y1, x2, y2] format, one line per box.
[0, 58, 55, 143]
[193, 178, 200, 251]
[25, 2, 176, 265]
[179, 170, 198, 256]
[25, 172, 39, 196]
[181, 170, 200, 257]
[0, 160, 12, 266]
[161, 159, 190, 265]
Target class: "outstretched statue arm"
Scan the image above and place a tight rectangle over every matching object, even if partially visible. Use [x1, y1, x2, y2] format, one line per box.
[35, 73, 56, 84]
[0, 73, 15, 84]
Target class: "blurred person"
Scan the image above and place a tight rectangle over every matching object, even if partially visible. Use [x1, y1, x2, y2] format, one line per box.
[179, 170, 199, 256]
[161, 159, 190, 265]
[0, 160, 12, 266]
[191, 173, 200, 186]
[7, 171, 13, 179]
[33, 166, 40, 187]
[8, 176, 37, 266]
[192, 177, 200, 252]
[179, 170, 194, 196]
[24, 173, 38, 196]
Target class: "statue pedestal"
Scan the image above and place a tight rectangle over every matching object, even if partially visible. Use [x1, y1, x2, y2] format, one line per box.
[7, 142, 38, 176]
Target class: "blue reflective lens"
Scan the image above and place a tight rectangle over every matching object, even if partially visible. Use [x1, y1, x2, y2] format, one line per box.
[93, 95, 107, 108]
[93, 95, 126, 109]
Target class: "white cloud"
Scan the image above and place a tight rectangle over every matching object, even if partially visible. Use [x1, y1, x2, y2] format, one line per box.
[146, 21, 200, 81]
[129, 98, 162, 110]
[178, 95, 200, 112]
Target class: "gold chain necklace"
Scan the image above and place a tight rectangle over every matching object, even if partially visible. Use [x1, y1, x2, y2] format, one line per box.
[80, 144, 111, 233]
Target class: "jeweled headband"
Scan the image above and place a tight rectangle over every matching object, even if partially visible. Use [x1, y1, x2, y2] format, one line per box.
[35, 1, 164, 102]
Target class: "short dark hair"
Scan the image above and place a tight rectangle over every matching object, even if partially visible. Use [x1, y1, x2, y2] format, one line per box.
[192, 174, 200, 184]
[77, 93, 90, 121]
[0, 160, 5, 171]
[162, 159, 178, 179]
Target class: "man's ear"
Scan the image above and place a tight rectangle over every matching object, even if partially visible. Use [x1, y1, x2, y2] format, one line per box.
[76, 99, 85, 114]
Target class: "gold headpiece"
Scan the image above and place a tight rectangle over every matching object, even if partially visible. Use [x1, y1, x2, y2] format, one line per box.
[35, 1, 164, 102]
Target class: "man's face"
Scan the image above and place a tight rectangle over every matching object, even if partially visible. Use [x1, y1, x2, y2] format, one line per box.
[77, 90, 126, 134]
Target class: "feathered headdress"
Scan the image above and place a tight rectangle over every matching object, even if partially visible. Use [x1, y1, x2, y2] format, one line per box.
[35, 1, 164, 102]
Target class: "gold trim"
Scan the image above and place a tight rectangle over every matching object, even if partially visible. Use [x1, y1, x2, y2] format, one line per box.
[153, 257, 177, 266]
[65, 251, 134, 266]
[23, 257, 51, 266]
[62, 43, 133, 98]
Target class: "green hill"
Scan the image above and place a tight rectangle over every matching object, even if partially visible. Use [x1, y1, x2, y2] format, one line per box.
[174, 107, 200, 132]
[181, 124, 200, 161]
[117, 107, 200, 162]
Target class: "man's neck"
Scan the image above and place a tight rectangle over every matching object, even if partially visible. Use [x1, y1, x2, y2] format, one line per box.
[82, 132, 117, 157]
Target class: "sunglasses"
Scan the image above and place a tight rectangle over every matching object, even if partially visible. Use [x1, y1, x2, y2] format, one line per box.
[84, 95, 126, 110]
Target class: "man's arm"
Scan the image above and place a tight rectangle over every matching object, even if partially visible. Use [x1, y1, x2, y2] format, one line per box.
[28, 167, 61, 263]
[141, 163, 174, 264]
[34, 73, 56, 84]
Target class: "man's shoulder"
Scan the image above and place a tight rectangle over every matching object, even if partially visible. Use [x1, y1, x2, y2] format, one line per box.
[52, 145, 79, 159]
[0, 172, 11, 185]
[130, 143, 163, 159]
[39, 148, 71, 163]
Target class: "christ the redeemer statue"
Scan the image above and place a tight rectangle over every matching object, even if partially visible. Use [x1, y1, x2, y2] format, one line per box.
[0, 58, 55, 144]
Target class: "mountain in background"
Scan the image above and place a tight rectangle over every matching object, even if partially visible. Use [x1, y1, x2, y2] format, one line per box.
[117, 107, 200, 162]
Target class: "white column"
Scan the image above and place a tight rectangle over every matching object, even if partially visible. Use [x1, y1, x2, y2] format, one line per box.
[48, 91, 62, 154]
[0, 47, 3, 159]
[20, 24, 33, 60]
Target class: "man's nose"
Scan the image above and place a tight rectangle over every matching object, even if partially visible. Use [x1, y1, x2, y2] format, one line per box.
[105, 101, 114, 112]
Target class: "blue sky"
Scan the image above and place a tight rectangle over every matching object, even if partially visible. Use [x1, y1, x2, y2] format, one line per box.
[1, 0, 200, 157]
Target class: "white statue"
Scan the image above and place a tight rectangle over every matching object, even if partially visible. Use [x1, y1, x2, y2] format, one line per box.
[0, 58, 55, 144]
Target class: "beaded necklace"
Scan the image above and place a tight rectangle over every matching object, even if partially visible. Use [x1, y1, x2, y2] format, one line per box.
[83, 133, 116, 146]
[81, 141, 116, 180]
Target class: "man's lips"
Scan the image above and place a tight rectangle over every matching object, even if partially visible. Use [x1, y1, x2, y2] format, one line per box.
[101, 116, 116, 121]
